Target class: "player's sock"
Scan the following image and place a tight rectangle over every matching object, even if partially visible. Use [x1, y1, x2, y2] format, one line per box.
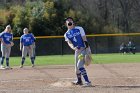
[34, 56, 36, 60]
[6, 58, 9, 67]
[21, 57, 25, 65]
[79, 67, 90, 83]
[76, 73, 82, 82]
[33, 55, 35, 61]
[1, 57, 5, 65]
[30, 57, 34, 65]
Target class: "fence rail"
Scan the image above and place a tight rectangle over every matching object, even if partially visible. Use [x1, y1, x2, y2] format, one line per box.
[1, 33, 140, 56]
[13, 33, 140, 39]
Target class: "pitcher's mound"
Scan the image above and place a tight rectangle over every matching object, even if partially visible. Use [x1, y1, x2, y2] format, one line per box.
[51, 80, 73, 87]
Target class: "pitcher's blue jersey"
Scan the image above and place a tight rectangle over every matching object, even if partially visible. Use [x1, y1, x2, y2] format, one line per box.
[64, 26, 86, 48]
[0, 32, 13, 44]
[20, 34, 35, 46]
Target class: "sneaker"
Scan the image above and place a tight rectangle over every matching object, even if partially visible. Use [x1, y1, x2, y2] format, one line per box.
[32, 64, 35, 67]
[0, 65, 5, 69]
[82, 82, 92, 87]
[5, 66, 12, 69]
[72, 81, 83, 85]
[20, 65, 23, 68]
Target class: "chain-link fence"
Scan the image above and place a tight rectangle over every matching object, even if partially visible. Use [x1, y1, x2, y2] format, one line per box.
[0, 34, 140, 57]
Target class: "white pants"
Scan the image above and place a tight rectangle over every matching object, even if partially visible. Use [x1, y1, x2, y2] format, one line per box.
[75, 47, 91, 74]
[75, 47, 86, 74]
[22, 45, 34, 58]
[1, 44, 11, 58]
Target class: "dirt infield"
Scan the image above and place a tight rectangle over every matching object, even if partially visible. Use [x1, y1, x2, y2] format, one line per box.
[0, 63, 140, 93]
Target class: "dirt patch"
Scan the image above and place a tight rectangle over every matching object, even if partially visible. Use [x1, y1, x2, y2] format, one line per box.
[0, 63, 140, 93]
[51, 80, 73, 87]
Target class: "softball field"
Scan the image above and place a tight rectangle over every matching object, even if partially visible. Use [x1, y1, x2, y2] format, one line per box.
[0, 63, 140, 93]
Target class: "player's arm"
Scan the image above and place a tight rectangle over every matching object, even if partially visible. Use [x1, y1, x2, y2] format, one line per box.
[20, 36, 23, 51]
[32, 35, 36, 47]
[82, 36, 89, 48]
[1, 40, 6, 45]
[0, 37, 5, 44]
[20, 42, 22, 51]
[79, 27, 89, 48]
[0, 38, 5, 45]
[67, 40, 76, 50]
[0, 36, 6, 45]
[10, 34, 14, 46]
[64, 33, 76, 50]
[31, 33, 36, 42]
[30, 33, 36, 44]
[0, 33, 5, 45]
[0, 33, 2, 41]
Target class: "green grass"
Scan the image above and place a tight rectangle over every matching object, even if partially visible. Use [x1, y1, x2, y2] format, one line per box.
[94, 53, 140, 64]
[4, 53, 140, 66]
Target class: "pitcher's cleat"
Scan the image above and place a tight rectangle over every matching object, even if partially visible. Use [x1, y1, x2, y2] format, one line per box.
[82, 82, 92, 87]
[31, 64, 35, 67]
[72, 81, 83, 85]
[20, 65, 23, 68]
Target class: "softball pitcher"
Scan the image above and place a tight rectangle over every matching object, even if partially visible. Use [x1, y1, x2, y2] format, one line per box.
[0, 25, 14, 69]
[64, 17, 92, 87]
[20, 28, 35, 68]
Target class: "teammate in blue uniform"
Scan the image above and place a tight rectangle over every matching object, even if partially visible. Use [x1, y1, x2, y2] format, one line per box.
[0, 25, 14, 69]
[20, 28, 35, 68]
[64, 17, 92, 87]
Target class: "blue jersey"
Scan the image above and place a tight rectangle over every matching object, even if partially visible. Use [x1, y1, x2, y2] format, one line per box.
[20, 33, 35, 46]
[64, 26, 85, 48]
[0, 32, 13, 44]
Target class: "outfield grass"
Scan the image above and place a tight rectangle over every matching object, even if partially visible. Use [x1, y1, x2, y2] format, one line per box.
[93, 53, 140, 64]
[6, 53, 140, 66]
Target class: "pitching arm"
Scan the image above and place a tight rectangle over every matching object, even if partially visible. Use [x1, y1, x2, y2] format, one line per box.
[67, 40, 76, 51]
